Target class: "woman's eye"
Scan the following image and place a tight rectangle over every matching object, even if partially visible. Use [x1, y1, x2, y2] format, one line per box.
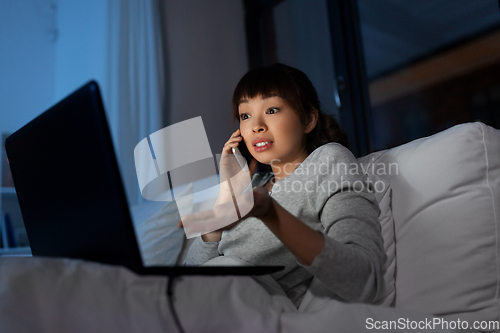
[268, 108, 279, 114]
[240, 113, 249, 120]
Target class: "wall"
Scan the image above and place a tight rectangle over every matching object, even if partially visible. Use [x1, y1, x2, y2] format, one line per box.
[161, 0, 249, 153]
[0, 0, 57, 134]
[54, 0, 109, 105]
[0, 0, 248, 206]
[0, 0, 109, 134]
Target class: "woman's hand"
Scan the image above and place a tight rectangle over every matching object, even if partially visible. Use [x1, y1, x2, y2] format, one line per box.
[219, 129, 257, 181]
[187, 129, 256, 241]
[222, 128, 244, 155]
[247, 186, 274, 219]
[178, 184, 325, 265]
[216, 129, 254, 204]
[177, 186, 273, 239]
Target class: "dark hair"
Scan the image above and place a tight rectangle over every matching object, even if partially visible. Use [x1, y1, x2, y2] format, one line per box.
[232, 63, 348, 153]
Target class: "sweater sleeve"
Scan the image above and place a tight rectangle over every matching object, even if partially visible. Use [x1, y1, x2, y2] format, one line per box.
[298, 144, 385, 303]
[184, 235, 221, 266]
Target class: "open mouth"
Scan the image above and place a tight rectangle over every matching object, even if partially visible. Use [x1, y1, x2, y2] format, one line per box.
[255, 141, 271, 147]
[253, 141, 273, 152]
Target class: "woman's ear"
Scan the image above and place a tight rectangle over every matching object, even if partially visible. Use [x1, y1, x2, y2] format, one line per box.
[305, 109, 319, 134]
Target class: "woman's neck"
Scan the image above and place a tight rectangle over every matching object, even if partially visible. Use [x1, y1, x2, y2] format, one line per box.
[270, 150, 309, 181]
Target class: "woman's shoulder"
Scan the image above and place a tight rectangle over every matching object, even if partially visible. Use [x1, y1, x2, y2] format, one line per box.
[307, 143, 357, 165]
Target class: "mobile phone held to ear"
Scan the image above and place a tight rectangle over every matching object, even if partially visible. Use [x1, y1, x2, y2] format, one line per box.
[232, 147, 249, 172]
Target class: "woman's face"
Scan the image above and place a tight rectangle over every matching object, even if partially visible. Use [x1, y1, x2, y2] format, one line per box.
[238, 95, 313, 179]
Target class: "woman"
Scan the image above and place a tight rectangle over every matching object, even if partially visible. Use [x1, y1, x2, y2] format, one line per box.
[183, 63, 384, 308]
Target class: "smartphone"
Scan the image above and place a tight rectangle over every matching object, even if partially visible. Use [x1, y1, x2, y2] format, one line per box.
[232, 146, 249, 172]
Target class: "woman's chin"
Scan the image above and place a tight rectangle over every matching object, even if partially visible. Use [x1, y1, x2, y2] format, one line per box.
[254, 158, 272, 166]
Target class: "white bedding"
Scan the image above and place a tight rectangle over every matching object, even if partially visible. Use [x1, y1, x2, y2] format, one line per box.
[0, 170, 474, 332]
[0, 257, 457, 333]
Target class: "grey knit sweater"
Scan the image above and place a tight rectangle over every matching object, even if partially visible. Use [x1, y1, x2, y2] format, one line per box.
[185, 143, 385, 307]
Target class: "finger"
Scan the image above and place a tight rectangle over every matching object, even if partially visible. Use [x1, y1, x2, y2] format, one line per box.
[222, 130, 243, 152]
[228, 131, 243, 143]
[181, 210, 216, 225]
[222, 144, 235, 155]
[188, 210, 216, 221]
[224, 136, 242, 148]
[184, 217, 218, 236]
[217, 220, 239, 232]
[183, 201, 238, 233]
[222, 142, 242, 155]
[224, 141, 241, 148]
[185, 216, 240, 236]
[177, 220, 183, 228]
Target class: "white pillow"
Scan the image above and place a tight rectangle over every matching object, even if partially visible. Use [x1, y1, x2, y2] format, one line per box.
[358, 151, 396, 306]
[372, 122, 500, 325]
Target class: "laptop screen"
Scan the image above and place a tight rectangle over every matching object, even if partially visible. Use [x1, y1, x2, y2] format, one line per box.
[5, 81, 145, 271]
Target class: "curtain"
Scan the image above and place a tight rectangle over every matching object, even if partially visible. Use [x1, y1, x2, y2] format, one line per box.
[106, 0, 166, 206]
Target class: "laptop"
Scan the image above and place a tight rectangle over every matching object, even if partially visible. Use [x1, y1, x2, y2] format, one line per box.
[5, 81, 283, 277]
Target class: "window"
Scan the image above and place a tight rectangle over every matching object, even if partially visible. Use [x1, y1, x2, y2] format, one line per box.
[358, 0, 500, 150]
[244, 0, 500, 154]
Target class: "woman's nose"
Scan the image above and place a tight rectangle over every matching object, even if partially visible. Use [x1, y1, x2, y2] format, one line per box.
[252, 118, 267, 133]
[252, 123, 266, 133]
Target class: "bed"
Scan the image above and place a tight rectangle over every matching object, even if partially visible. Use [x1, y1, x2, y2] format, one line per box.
[2, 122, 499, 332]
